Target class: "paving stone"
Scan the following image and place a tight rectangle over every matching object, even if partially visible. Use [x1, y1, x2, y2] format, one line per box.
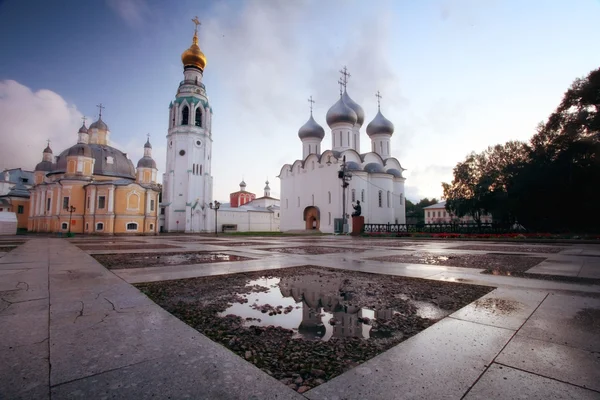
[450, 288, 547, 330]
[516, 293, 600, 352]
[496, 336, 600, 392]
[464, 363, 600, 400]
[49, 305, 207, 386]
[51, 347, 304, 400]
[579, 261, 600, 278]
[0, 298, 48, 350]
[305, 318, 514, 400]
[526, 260, 583, 276]
[0, 342, 49, 400]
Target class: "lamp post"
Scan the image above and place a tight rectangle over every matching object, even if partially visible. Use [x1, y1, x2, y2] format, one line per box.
[66, 205, 76, 234]
[338, 155, 352, 234]
[209, 201, 220, 236]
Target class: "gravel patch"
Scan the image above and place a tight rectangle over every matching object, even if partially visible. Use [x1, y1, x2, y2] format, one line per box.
[368, 252, 546, 274]
[447, 245, 567, 254]
[78, 244, 182, 251]
[93, 251, 253, 269]
[265, 246, 367, 255]
[136, 265, 492, 392]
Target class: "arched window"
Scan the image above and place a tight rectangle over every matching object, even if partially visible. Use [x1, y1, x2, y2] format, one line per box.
[195, 108, 202, 127]
[61, 222, 68, 230]
[308, 144, 311, 153]
[328, 212, 331, 225]
[339, 132, 342, 146]
[328, 191, 331, 204]
[351, 189, 356, 202]
[182, 106, 189, 125]
[378, 191, 383, 207]
[400, 193, 404, 205]
[199, 165, 202, 175]
[361, 189, 365, 202]
[387, 191, 391, 208]
[126, 222, 138, 231]
[347, 131, 350, 145]
[96, 222, 104, 231]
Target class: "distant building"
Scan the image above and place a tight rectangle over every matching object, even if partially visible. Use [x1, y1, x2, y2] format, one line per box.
[423, 200, 492, 224]
[0, 181, 31, 230]
[27, 115, 161, 235]
[0, 168, 33, 196]
[214, 180, 280, 232]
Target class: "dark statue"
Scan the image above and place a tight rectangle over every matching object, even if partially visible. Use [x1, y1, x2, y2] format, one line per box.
[351, 200, 361, 217]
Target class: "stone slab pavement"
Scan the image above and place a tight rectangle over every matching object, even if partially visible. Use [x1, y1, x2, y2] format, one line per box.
[1, 237, 599, 399]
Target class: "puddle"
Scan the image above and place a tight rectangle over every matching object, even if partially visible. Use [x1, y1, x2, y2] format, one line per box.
[141, 252, 244, 264]
[420, 255, 451, 264]
[220, 274, 448, 341]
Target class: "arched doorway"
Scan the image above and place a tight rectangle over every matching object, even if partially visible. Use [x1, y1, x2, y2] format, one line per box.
[304, 206, 320, 230]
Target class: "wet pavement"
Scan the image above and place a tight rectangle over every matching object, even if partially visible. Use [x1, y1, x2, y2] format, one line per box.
[0, 235, 599, 399]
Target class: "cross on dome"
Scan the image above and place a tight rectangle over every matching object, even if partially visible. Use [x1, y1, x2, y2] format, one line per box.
[96, 103, 105, 118]
[192, 16, 201, 32]
[339, 66, 351, 89]
[308, 96, 315, 115]
[337, 78, 344, 97]
[376, 91, 382, 110]
[81, 116, 87, 124]
[47, 139, 51, 147]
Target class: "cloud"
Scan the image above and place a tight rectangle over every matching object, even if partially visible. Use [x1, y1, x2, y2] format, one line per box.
[105, 0, 150, 28]
[404, 164, 454, 202]
[0, 80, 83, 171]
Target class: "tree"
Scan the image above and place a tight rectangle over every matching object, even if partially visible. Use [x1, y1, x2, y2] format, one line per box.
[406, 197, 438, 224]
[443, 67, 600, 232]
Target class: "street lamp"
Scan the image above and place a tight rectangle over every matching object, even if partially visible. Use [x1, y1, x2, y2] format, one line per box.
[66, 205, 76, 234]
[338, 155, 352, 234]
[209, 201, 221, 236]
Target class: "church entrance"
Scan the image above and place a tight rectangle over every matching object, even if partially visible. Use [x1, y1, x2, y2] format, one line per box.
[304, 206, 320, 230]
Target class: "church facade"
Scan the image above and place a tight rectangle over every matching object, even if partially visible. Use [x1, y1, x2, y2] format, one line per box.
[161, 19, 214, 233]
[27, 114, 160, 235]
[279, 71, 406, 234]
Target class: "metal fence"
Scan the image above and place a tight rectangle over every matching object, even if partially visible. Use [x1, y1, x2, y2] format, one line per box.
[363, 222, 520, 234]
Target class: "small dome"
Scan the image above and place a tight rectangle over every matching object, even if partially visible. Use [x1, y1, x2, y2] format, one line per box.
[43, 145, 52, 154]
[240, 180, 246, 188]
[264, 180, 270, 189]
[35, 160, 53, 172]
[144, 139, 152, 149]
[364, 163, 385, 173]
[342, 91, 365, 127]
[181, 31, 207, 70]
[78, 123, 88, 134]
[326, 97, 357, 127]
[366, 110, 394, 137]
[67, 143, 92, 157]
[298, 115, 325, 140]
[89, 117, 109, 131]
[386, 168, 404, 178]
[345, 161, 362, 171]
[137, 157, 157, 169]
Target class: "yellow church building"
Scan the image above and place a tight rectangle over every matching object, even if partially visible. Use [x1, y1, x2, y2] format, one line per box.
[28, 112, 160, 235]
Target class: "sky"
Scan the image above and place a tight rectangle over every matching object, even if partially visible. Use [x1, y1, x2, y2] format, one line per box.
[0, 0, 599, 202]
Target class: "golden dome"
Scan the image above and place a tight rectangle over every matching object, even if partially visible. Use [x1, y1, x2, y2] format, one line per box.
[181, 30, 206, 70]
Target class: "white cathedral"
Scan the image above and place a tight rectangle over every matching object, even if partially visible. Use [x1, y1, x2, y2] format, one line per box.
[161, 19, 214, 233]
[278, 72, 406, 234]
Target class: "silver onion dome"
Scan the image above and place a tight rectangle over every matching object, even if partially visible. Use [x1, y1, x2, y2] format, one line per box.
[89, 117, 108, 131]
[298, 115, 325, 140]
[366, 110, 394, 137]
[342, 90, 364, 127]
[137, 157, 157, 169]
[78, 123, 88, 134]
[144, 139, 152, 149]
[326, 97, 357, 127]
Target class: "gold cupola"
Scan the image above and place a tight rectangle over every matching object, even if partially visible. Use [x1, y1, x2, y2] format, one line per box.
[181, 17, 206, 71]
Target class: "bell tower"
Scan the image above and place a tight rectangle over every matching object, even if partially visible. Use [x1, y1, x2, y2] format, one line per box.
[163, 17, 214, 232]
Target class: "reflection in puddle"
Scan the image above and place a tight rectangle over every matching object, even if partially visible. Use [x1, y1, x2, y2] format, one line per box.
[220, 275, 448, 341]
[141, 252, 243, 264]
